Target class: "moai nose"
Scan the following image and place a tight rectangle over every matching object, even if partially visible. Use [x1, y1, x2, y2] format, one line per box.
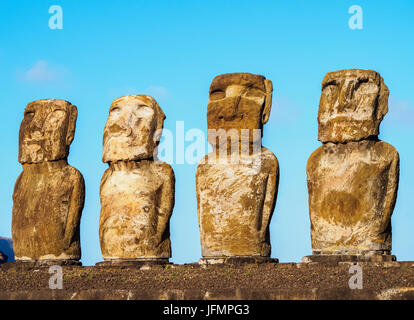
[216, 97, 240, 121]
[108, 122, 132, 137]
[30, 114, 44, 132]
[338, 80, 355, 109]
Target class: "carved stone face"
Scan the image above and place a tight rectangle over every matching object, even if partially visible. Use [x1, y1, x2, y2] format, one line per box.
[318, 69, 389, 143]
[18, 99, 77, 164]
[102, 95, 165, 163]
[207, 73, 273, 149]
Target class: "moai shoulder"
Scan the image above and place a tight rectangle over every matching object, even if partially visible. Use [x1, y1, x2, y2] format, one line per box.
[305, 69, 399, 262]
[196, 73, 279, 263]
[12, 99, 84, 263]
[99, 95, 175, 264]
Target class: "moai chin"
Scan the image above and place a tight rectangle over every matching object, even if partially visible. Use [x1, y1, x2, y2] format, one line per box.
[12, 99, 85, 264]
[304, 69, 400, 263]
[99, 95, 175, 265]
[196, 73, 279, 264]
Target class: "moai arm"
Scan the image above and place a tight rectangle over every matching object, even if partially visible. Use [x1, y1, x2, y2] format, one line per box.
[195, 156, 207, 237]
[12, 172, 23, 204]
[380, 148, 400, 233]
[98, 167, 111, 243]
[63, 170, 85, 248]
[156, 164, 175, 243]
[259, 155, 279, 246]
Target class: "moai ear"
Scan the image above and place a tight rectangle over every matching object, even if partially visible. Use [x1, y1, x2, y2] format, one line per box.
[376, 77, 389, 122]
[153, 102, 166, 144]
[262, 79, 273, 124]
[66, 104, 78, 146]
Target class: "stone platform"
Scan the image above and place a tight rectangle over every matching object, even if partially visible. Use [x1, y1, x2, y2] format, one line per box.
[302, 254, 396, 264]
[14, 259, 82, 266]
[199, 256, 279, 265]
[2, 261, 414, 300]
[96, 258, 169, 267]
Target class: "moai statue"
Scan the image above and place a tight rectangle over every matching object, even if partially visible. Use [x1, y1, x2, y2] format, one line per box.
[99, 95, 175, 266]
[304, 69, 399, 263]
[196, 73, 279, 264]
[12, 99, 85, 265]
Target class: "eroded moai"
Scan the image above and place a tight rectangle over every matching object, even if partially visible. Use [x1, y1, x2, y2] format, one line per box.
[196, 73, 279, 262]
[306, 69, 399, 261]
[12, 99, 85, 263]
[99, 95, 175, 263]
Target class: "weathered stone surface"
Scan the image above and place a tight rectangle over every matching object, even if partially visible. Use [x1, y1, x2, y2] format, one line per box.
[2, 263, 414, 300]
[307, 69, 399, 257]
[200, 256, 279, 266]
[99, 95, 175, 261]
[196, 73, 279, 259]
[302, 253, 396, 264]
[12, 99, 85, 262]
[318, 69, 389, 143]
[96, 258, 169, 267]
[102, 95, 165, 163]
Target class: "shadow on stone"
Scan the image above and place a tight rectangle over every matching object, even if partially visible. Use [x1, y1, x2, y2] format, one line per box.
[200, 256, 279, 266]
[96, 259, 170, 268]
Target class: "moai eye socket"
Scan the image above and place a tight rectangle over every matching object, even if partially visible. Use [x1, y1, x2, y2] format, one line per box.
[354, 78, 378, 95]
[354, 78, 369, 90]
[48, 109, 66, 122]
[321, 82, 338, 107]
[322, 81, 338, 93]
[244, 87, 264, 98]
[24, 110, 35, 118]
[43, 109, 67, 130]
[110, 106, 121, 113]
[210, 90, 226, 100]
[133, 105, 154, 119]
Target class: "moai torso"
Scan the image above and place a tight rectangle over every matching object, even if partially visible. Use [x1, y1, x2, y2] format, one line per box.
[197, 148, 278, 257]
[12, 99, 85, 262]
[196, 73, 279, 258]
[13, 161, 84, 260]
[100, 160, 174, 259]
[99, 95, 175, 261]
[307, 69, 399, 255]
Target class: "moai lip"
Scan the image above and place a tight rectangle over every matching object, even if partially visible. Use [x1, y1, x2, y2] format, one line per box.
[99, 95, 175, 265]
[197, 73, 279, 263]
[305, 69, 400, 263]
[12, 99, 85, 263]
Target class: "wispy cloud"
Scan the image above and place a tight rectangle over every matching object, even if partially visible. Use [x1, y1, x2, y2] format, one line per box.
[143, 86, 169, 99]
[19, 60, 66, 84]
[267, 96, 301, 126]
[384, 98, 414, 126]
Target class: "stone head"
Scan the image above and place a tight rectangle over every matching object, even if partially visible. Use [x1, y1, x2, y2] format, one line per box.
[318, 69, 389, 143]
[207, 73, 273, 149]
[102, 95, 165, 163]
[18, 99, 78, 164]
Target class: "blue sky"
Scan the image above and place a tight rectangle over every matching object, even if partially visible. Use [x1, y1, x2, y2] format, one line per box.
[0, 0, 413, 265]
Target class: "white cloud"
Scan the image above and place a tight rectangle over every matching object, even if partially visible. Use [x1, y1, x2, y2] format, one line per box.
[144, 86, 169, 99]
[21, 60, 65, 83]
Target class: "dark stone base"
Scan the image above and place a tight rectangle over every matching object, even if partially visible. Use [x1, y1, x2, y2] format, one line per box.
[14, 259, 81, 267]
[200, 256, 278, 265]
[96, 259, 170, 267]
[302, 254, 396, 264]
